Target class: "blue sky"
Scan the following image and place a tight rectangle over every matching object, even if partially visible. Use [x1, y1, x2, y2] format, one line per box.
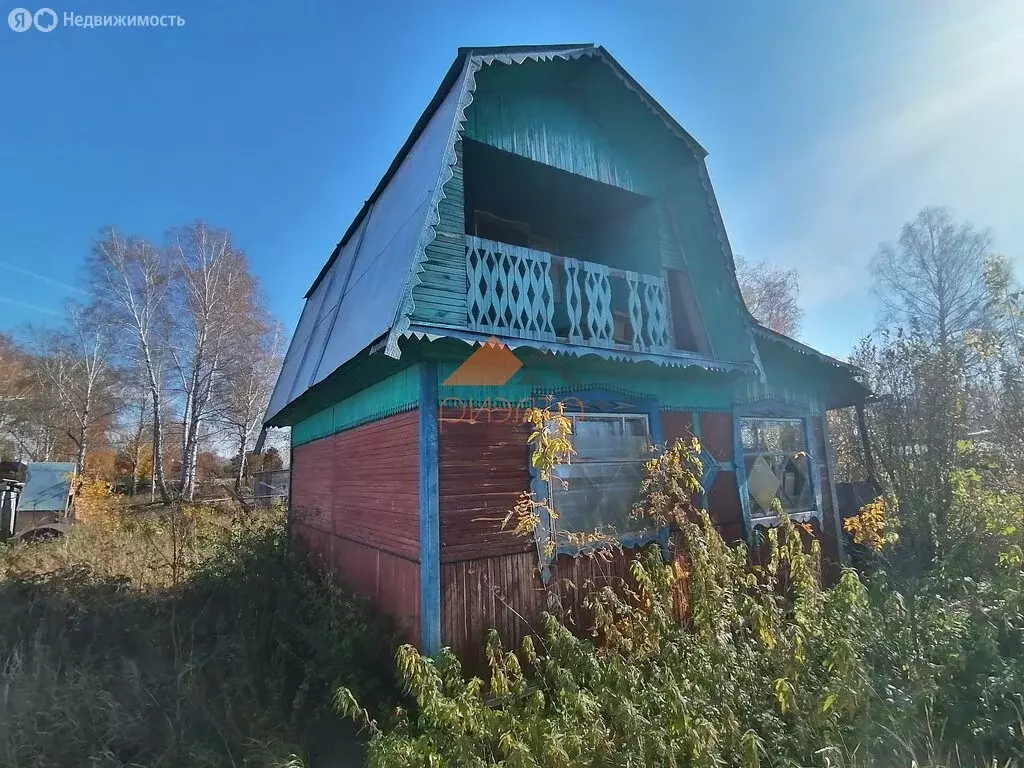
[1, 0, 1021, 358]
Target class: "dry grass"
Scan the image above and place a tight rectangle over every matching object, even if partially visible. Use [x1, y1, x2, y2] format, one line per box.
[0, 502, 398, 768]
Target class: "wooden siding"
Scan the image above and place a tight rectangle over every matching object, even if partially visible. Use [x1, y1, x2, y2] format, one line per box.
[411, 143, 468, 327]
[465, 90, 639, 191]
[291, 410, 421, 643]
[442, 545, 673, 672]
[295, 523, 421, 646]
[436, 406, 845, 665]
[660, 410, 743, 538]
[407, 61, 759, 368]
[438, 408, 533, 563]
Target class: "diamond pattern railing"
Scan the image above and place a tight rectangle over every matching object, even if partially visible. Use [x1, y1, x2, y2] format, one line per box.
[467, 237, 556, 340]
[465, 236, 671, 353]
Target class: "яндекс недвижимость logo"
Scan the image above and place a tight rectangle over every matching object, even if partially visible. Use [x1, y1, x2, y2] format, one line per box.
[8, 8, 184, 31]
[8, 7, 57, 31]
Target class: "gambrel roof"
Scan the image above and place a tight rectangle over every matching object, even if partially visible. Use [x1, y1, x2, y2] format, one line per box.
[266, 45, 749, 425]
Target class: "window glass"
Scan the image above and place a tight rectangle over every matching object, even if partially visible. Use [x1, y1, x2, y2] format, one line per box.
[548, 413, 652, 544]
[740, 417, 813, 518]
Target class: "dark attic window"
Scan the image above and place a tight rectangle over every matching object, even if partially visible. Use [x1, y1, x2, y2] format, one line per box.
[666, 269, 711, 354]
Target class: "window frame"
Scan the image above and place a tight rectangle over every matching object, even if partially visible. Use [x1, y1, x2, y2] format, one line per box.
[526, 392, 667, 582]
[732, 401, 824, 533]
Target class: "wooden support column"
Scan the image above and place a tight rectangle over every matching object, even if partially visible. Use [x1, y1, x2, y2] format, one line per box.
[419, 362, 441, 655]
[855, 402, 878, 487]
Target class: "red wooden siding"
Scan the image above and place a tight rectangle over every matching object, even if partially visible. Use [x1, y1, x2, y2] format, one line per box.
[661, 410, 743, 538]
[441, 546, 666, 671]
[439, 412, 690, 666]
[435, 407, 845, 664]
[698, 412, 732, 461]
[438, 408, 533, 563]
[660, 410, 694, 445]
[291, 410, 421, 644]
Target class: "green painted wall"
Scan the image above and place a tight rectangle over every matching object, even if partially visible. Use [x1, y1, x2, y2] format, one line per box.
[292, 365, 421, 446]
[438, 357, 738, 412]
[288, 337, 835, 448]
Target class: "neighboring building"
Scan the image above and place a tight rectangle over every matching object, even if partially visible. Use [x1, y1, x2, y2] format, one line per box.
[264, 44, 869, 659]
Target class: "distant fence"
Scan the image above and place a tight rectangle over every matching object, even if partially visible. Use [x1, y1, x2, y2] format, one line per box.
[251, 469, 289, 509]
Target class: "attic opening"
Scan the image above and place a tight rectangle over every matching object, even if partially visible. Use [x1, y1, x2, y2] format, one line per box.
[463, 139, 701, 349]
[462, 139, 707, 353]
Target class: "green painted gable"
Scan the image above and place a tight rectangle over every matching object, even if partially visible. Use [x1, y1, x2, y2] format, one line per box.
[410, 54, 755, 365]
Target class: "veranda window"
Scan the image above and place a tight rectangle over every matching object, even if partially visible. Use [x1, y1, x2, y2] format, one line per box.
[548, 413, 652, 544]
[739, 417, 814, 521]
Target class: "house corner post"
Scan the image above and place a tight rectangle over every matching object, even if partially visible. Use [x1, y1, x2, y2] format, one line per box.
[419, 361, 441, 655]
[821, 413, 847, 563]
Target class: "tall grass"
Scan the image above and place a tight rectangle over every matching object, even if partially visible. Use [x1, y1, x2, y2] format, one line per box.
[0, 503, 399, 768]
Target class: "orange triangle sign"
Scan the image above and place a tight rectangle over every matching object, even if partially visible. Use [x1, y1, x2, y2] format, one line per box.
[442, 337, 523, 386]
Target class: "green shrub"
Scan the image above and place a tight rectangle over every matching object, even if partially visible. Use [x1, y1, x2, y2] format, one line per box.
[340, 513, 877, 767]
[337, 427, 1024, 767]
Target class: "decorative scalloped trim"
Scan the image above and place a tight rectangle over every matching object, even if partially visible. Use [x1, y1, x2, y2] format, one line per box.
[402, 327, 750, 374]
[385, 57, 480, 359]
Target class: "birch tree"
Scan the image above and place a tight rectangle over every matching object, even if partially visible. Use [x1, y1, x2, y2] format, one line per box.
[167, 221, 257, 501]
[872, 206, 992, 348]
[89, 228, 173, 503]
[30, 304, 118, 477]
[216, 317, 283, 493]
[0, 334, 35, 460]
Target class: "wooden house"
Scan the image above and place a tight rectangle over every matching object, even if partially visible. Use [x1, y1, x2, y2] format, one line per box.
[264, 44, 869, 660]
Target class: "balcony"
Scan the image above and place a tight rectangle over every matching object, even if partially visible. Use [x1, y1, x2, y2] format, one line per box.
[465, 235, 671, 353]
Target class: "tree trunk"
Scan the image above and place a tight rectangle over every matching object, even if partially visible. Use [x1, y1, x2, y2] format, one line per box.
[75, 422, 87, 479]
[130, 397, 145, 497]
[149, 378, 171, 504]
[234, 428, 248, 496]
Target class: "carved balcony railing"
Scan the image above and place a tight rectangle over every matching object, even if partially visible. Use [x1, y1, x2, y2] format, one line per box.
[466, 236, 671, 353]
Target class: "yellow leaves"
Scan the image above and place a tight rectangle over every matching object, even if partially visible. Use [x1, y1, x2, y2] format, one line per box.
[821, 693, 837, 714]
[637, 436, 705, 529]
[72, 475, 121, 526]
[525, 402, 574, 482]
[843, 495, 898, 551]
[772, 677, 796, 715]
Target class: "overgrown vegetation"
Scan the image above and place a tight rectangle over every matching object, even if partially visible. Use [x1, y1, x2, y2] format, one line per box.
[339, 432, 1024, 767]
[0, 502, 399, 768]
[6, 205, 1024, 767]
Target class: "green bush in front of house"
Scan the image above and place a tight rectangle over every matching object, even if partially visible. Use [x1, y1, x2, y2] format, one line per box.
[342, 512, 1024, 766]
[338, 435, 1024, 767]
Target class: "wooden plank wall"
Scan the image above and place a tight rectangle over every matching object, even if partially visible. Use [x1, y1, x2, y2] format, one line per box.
[438, 408, 533, 563]
[661, 410, 744, 542]
[411, 142, 468, 327]
[437, 408, 746, 669]
[291, 410, 422, 645]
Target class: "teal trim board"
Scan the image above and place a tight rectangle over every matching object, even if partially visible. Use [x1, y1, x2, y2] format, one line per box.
[292, 366, 420, 445]
[418, 362, 441, 655]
